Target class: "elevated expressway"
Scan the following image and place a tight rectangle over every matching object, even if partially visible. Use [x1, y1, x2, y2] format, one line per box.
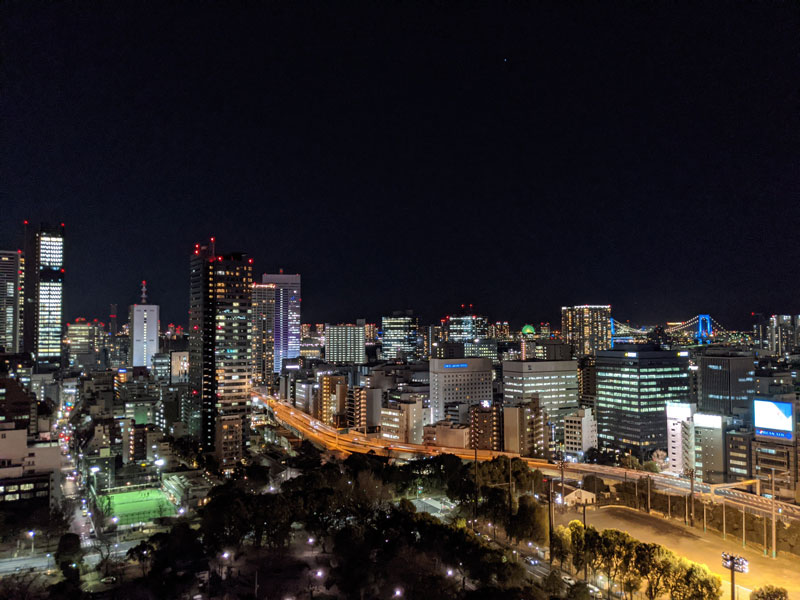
[253, 393, 800, 522]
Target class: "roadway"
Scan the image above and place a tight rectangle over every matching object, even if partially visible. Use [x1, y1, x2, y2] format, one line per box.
[255, 393, 800, 523]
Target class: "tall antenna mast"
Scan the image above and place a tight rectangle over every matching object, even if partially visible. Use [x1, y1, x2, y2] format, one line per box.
[141, 280, 147, 303]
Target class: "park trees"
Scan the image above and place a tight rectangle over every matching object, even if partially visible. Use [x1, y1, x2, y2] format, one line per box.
[599, 529, 635, 598]
[634, 542, 673, 600]
[568, 520, 587, 576]
[550, 525, 572, 571]
[54, 532, 83, 581]
[751, 586, 789, 600]
[126, 540, 155, 577]
[508, 494, 548, 545]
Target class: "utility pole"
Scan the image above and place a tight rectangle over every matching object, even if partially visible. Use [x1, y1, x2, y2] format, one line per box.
[742, 505, 746, 548]
[690, 472, 695, 527]
[646, 476, 651, 514]
[703, 502, 707, 533]
[508, 457, 514, 539]
[771, 468, 777, 559]
[667, 493, 671, 519]
[723, 500, 726, 540]
[763, 512, 768, 557]
[473, 445, 478, 531]
[560, 460, 565, 514]
[548, 478, 554, 536]
[635, 478, 639, 511]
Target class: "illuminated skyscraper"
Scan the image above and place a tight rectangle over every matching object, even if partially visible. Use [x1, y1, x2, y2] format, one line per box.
[251, 282, 276, 384]
[381, 310, 418, 360]
[561, 305, 611, 356]
[443, 306, 488, 343]
[130, 281, 159, 369]
[189, 242, 253, 465]
[23, 223, 65, 370]
[0, 251, 23, 353]
[325, 324, 366, 364]
[260, 272, 300, 373]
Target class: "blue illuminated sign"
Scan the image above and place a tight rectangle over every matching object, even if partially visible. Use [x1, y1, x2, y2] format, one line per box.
[443, 363, 468, 369]
[755, 428, 793, 440]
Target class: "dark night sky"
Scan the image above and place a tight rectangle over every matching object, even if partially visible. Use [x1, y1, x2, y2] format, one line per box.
[2, 3, 799, 329]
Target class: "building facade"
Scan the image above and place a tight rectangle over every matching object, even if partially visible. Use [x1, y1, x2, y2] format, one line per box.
[325, 324, 366, 364]
[595, 344, 690, 458]
[381, 311, 419, 360]
[189, 244, 253, 465]
[0, 251, 23, 353]
[429, 358, 492, 424]
[261, 273, 301, 373]
[561, 305, 611, 357]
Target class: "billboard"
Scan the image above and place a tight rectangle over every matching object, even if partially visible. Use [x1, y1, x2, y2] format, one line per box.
[754, 399, 794, 441]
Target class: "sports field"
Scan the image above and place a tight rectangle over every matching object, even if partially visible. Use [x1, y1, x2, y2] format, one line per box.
[100, 489, 177, 525]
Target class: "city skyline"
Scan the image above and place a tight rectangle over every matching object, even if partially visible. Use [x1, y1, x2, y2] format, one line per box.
[4, 4, 800, 328]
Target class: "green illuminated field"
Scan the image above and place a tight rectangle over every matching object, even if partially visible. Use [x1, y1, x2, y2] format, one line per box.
[101, 489, 176, 525]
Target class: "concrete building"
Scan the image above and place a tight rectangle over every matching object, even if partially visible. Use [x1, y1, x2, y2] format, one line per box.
[502, 359, 579, 438]
[563, 408, 597, 459]
[429, 358, 493, 423]
[442, 310, 488, 343]
[315, 374, 346, 425]
[596, 344, 690, 459]
[0, 423, 61, 508]
[726, 429, 753, 483]
[381, 398, 424, 444]
[423, 420, 470, 449]
[346, 386, 383, 431]
[469, 403, 503, 451]
[561, 305, 611, 357]
[251, 282, 276, 384]
[682, 413, 733, 484]
[665, 402, 696, 475]
[503, 402, 549, 458]
[522, 339, 572, 361]
[325, 324, 367, 364]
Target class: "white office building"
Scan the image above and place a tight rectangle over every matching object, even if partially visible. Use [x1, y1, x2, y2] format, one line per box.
[502, 360, 579, 438]
[130, 304, 160, 369]
[261, 273, 301, 372]
[429, 358, 492, 423]
[666, 402, 696, 474]
[563, 408, 598, 458]
[381, 398, 424, 444]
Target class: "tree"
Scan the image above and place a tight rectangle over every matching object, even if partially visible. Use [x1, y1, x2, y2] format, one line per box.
[508, 495, 548, 545]
[0, 571, 48, 600]
[550, 525, 572, 571]
[567, 581, 593, 600]
[642, 461, 660, 473]
[583, 525, 604, 580]
[599, 530, 635, 599]
[126, 540, 155, 577]
[751, 586, 789, 600]
[55, 532, 83, 578]
[568, 520, 587, 576]
[92, 538, 116, 577]
[583, 474, 609, 495]
[634, 542, 673, 600]
[542, 570, 563, 597]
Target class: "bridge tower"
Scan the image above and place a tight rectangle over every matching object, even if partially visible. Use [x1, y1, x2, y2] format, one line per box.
[697, 314, 712, 343]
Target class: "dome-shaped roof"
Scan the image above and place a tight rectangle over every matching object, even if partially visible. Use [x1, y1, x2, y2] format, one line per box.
[521, 324, 536, 335]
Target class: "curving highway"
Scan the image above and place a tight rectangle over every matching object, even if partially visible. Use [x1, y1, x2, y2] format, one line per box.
[253, 393, 800, 522]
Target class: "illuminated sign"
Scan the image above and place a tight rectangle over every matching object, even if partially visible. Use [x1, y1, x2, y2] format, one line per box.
[624, 352, 637, 358]
[754, 398, 794, 441]
[443, 363, 468, 369]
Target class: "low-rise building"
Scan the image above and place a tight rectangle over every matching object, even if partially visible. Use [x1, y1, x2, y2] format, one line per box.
[423, 420, 470, 449]
[563, 408, 597, 459]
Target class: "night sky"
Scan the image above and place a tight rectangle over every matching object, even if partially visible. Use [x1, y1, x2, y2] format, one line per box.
[2, 3, 799, 329]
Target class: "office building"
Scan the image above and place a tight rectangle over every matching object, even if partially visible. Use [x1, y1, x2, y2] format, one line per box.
[23, 223, 65, 370]
[429, 358, 492, 423]
[502, 359, 579, 438]
[665, 402, 696, 474]
[595, 344, 690, 458]
[346, 386, 383, 431]
[469, 403, 503, 451]
[189, 242, 253, 465]
[381, 311, 419, 360]
[130, 286, 160, 369]
[251, 282, 276, 383]
[503, 402, 549, 458]
[0, 422, 61, 509]
[381, 398, 424, 444]
[522, 338, 572, 361]
[65, 318, 107, 369]
[725, 430, 753, 483]
[697, 349, 755, 419]
[261, 272, 301, 372]
[325, 324, 366, 364]
[563, 408, 598, 459]
[442, 308, 488, 343]
[561, 305, 611, 357]
[0, 251, 23, 353]
[682, 413, 733, 484]
[577, 355, 597, 410]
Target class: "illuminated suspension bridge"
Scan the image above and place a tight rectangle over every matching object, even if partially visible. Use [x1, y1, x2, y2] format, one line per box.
[611, 314, 731, 345]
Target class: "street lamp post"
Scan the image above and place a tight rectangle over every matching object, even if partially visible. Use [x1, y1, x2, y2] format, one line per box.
[27, 531, 35, 556]
[771, 468, 777, 559]
[721, 552, 748, 600]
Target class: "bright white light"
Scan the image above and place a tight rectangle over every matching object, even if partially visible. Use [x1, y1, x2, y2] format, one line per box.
[222, 552, 230, 559]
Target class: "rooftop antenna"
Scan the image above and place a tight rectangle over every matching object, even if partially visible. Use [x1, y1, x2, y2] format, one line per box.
[141, 280, 147, 303]
[210, 237, 216, 255]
